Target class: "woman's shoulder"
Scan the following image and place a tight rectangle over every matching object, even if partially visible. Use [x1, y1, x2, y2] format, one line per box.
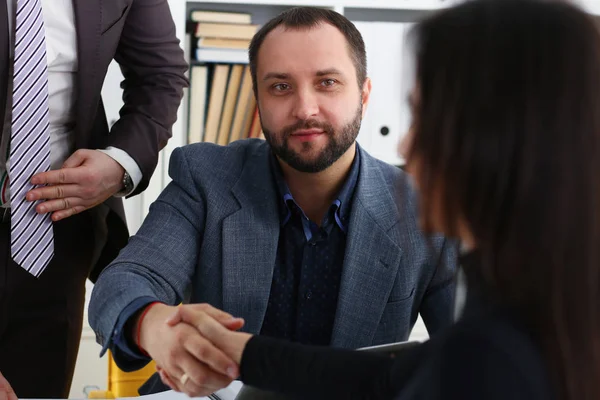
[444, 310, 540, 357]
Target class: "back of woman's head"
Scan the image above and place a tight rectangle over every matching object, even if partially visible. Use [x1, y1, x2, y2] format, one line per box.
[409, 0, 600, 399]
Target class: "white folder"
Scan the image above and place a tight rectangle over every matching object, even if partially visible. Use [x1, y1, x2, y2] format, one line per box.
[354, 21, 413, 166]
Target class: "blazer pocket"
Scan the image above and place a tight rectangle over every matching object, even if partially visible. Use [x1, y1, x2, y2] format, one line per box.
[100, 2, 129, 35]
[387, 286, 415, 303]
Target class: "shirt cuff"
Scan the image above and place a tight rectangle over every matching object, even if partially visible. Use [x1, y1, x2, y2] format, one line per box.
[98, 147, 143, 197]
[109, 296, 158, 370]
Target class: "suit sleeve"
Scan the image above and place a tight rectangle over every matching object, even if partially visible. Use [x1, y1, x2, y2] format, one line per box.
[88, 148, 204, 369]
[107, 0, 189, 196]
[419, 238, 459, 335]
[108, 297, 156, 371]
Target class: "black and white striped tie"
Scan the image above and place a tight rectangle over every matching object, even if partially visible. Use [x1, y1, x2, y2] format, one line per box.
[8, 0, 54, 277]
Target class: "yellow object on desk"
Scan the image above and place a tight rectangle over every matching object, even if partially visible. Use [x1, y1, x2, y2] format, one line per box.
[88, 389, 114, 399]
[87, 351, 156, 398]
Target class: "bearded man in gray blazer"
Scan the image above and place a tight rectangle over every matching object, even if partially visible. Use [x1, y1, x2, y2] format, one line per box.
[0, 0, 187, 397]
[89, 7, 456, 397]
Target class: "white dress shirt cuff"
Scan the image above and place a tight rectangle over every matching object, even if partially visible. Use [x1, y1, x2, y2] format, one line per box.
[98, 147, 143, 197]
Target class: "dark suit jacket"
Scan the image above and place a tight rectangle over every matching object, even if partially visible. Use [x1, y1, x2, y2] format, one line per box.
[0, 0, 188, 280]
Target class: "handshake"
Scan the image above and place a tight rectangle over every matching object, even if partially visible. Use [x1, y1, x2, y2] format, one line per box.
[136, 303, 253, 397]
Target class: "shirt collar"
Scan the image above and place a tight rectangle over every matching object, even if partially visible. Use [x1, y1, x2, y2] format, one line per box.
[270, 144, 360, 232]
[335, 145, 360, 226]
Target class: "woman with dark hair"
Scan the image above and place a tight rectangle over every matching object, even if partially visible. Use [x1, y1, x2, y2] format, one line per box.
[163, 0, 600, 398]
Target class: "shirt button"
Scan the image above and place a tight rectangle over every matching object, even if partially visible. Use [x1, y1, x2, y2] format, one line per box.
[305, 291, 312, 300]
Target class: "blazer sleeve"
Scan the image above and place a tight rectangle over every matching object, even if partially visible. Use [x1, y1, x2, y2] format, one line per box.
[419, 238, 459, 335]
[107, 0, 189, 196]
[88, 147, 204, 365]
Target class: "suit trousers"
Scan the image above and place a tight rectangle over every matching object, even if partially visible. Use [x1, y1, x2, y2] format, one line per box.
[0, 209, 96, 398]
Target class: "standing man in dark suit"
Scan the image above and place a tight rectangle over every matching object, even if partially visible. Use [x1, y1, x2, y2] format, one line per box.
[0, 0, 188, 397]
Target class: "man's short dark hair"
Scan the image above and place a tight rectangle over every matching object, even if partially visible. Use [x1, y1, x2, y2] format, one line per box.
[248, 7, 367, 98]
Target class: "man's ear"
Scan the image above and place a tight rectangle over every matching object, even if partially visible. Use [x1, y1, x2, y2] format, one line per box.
[361, 77, 372, 118]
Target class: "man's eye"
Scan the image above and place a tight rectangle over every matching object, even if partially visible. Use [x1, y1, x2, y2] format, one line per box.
[273, 83, 290, 91]
[321, 79, 337, 87]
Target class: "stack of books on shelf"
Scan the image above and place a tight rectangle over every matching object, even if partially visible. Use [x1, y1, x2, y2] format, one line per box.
[186, 10, 263, 145]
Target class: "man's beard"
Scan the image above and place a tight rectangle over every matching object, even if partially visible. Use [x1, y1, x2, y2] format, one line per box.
[262, 104, 363, 173]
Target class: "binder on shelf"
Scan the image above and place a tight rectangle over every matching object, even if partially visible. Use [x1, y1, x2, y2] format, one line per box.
[195, 22, 258, 40]
[203, 64, 230, 144]
[238, 93, 257, 142]
[187, 63, 258, 145]
[187, 65, 208, 144]
[197, 37, 251, 50]
[229, 66, 256, 143]
[217, 64, 245, 145]
[195, 47, 249, 64]
[354, 21, 409, 166]
[190, 10, 252, 24]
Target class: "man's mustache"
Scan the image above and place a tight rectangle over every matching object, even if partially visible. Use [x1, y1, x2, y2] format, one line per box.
[281, 120, 334, 137]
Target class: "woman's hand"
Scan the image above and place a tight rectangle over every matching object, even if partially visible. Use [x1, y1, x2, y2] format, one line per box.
[138, 303, 244, 396]
[166, 304, 253, 365]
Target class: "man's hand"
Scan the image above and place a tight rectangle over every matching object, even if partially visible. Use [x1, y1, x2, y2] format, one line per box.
[26, 149, 125, 221]
[138, 303, 244, 397]
[166, 305, 253, 366]
[0, 372, 17, 400]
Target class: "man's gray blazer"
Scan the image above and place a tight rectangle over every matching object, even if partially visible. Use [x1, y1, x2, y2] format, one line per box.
[89, 139, 457, 366]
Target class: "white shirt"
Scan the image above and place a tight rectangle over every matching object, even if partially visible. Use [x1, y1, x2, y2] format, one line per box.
[0, 0, 142, 206]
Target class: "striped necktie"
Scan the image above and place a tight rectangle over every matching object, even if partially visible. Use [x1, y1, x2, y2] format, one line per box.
[8, 0, 54, 277]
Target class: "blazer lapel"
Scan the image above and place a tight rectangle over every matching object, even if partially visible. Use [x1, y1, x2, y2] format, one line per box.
[0, 0, 9, 139]
[72, 0, 101, 148]
[221, 143, 280, 334]
[331, 147, 404, 349]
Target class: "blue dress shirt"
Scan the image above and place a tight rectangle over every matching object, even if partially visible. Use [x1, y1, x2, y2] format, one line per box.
[260, 148, 359, 345]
